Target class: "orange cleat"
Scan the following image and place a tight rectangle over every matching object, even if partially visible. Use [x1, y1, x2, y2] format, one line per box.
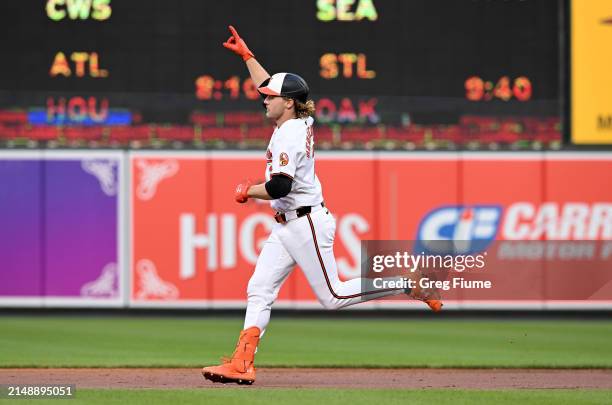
[202, 326, 260, 385]
[406, 269, 444, 313]
[423, 299, 443, 313]
[201, 360, 256, 385]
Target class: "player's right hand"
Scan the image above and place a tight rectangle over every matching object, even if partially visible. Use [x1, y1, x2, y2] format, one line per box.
[235, 179, 252, 203]
[223, 25, 254, 61]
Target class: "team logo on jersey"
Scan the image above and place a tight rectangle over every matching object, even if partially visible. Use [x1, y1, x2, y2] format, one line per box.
[279, 152, 289, 166]
[415, 205, 502, 255]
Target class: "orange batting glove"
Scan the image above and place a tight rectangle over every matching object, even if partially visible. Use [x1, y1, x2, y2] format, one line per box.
[235, 179, 252, 203]
[223, 25, 254, 61]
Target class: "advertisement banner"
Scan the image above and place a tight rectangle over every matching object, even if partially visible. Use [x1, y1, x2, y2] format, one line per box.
[45, 153, 123, 305]
[131, 155, 210, 304]
[130, 153, 384, 306]
[372, 155, 460, 306]
[0, 151, 123, 306]
[460, 155, 546, 303]
[5, 151, 609, 309]
[0, 153, 44, 303]
[544, 155, 612, 302]
[129, 152, 612, 309]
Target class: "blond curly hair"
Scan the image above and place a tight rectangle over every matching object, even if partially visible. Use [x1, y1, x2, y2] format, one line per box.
[293, 99, 316, 118]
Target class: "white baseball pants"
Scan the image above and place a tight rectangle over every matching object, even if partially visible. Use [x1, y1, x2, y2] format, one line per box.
[243, 207, 403, 334]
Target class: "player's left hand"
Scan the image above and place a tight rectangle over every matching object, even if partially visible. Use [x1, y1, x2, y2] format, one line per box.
[223, 25, 254, 61]
[235, 179, 252, 203]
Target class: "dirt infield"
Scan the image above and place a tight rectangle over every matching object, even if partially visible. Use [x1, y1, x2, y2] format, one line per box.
[2, 368, 612, 389]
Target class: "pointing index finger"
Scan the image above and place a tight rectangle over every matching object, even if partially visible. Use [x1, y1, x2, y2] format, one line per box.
[228, 25, 240, 39]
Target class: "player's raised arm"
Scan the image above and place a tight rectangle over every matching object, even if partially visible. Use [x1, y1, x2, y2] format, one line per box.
[222, 25, 270, 87]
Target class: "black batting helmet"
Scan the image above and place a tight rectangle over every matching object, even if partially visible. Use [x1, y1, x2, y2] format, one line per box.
[258, 73, 309, 103]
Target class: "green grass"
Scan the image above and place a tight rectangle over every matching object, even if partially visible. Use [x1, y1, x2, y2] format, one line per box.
[1, 316, 612, 368]
[3, 389, 611, 405]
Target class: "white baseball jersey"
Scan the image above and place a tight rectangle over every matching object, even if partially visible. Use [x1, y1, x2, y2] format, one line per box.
[244, 116, 404, 336]
[264, 116, 323, 212]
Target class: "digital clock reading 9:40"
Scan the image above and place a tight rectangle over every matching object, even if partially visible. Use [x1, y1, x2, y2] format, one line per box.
[195, 75, 260, 101]
[465, 76, 532, 102]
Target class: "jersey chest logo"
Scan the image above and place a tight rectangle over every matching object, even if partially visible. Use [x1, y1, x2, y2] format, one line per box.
[279, 152, 289, 166]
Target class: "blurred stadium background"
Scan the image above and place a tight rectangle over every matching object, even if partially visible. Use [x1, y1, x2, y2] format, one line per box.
[1, 0, 611, 312]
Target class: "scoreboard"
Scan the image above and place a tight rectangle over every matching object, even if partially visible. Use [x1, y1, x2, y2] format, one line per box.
[0, 0, 562, 146]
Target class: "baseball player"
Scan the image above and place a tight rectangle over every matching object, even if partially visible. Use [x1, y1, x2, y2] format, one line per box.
[202, 26, 442, 385]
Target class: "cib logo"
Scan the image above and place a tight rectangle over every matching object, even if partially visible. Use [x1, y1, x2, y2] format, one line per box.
[415, 205, 502, 255]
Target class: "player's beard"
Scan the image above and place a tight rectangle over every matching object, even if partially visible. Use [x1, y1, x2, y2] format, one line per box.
[265, 104, 282, 121]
